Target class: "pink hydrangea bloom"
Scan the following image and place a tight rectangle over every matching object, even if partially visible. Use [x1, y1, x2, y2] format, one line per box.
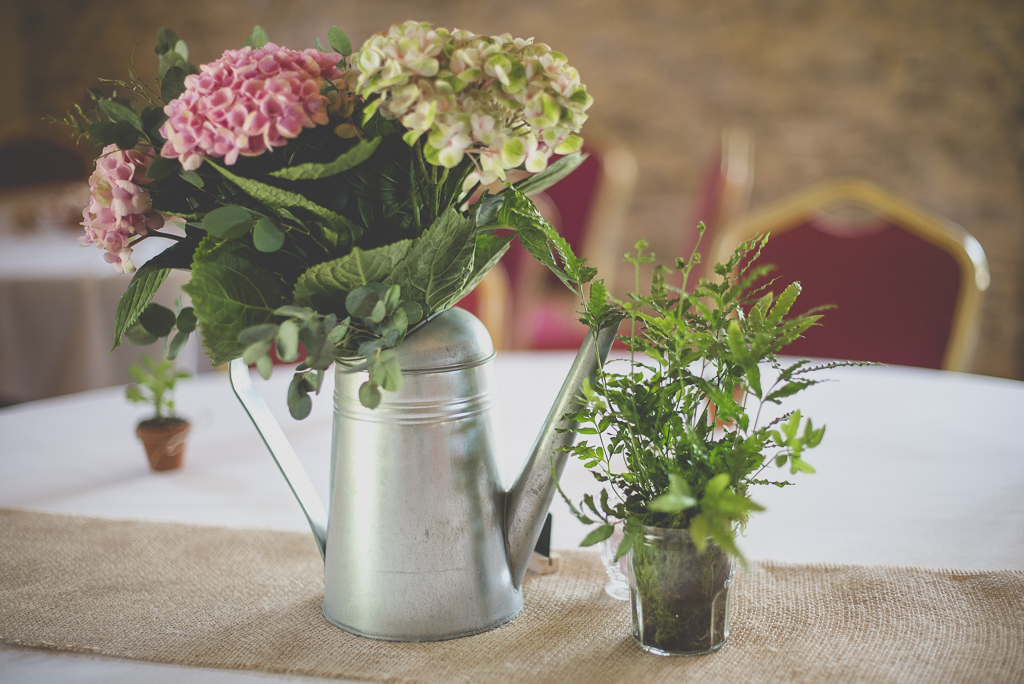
[81, 144, 164, 274]
[160, 43, 344, 170]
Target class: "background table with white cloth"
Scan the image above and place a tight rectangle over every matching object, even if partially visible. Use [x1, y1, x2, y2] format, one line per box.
[1, 354, 1023, 682]
[0, 231, 199, 404]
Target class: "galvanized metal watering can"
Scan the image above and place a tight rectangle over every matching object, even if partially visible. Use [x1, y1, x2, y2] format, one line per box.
[228, 307, 617, 641]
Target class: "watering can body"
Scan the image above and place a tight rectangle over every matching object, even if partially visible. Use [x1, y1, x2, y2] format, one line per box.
[229, 307, 617, 641]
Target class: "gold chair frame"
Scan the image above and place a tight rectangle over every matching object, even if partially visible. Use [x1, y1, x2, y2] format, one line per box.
[709, 179, 990, 372]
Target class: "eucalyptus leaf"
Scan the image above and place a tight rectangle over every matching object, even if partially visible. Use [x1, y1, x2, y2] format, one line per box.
[167, 330, 190, 360]
[327, 26, 352, 56]
[147, 155, 177, 181]
[112, 120, 141, 150]
[138, 302, 176, 337]
[175, 307, 198, 334]
[125, 322, 159, 346]
[99, 100, 144, 132]
[203, 205, 254, 240]
[253, 216, 285, 252]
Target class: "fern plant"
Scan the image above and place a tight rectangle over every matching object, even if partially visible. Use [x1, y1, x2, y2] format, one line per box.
[561, 229, 866, 563]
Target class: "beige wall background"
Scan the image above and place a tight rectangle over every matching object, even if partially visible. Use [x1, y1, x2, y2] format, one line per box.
[4, 0, 1022, 379]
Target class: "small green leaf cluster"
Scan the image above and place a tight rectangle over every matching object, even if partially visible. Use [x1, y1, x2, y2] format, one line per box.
[238, 281, 420, 416]
[125, 355, 192, 420]
[124, 296, 197, 362]
[560, 229, 868, 563]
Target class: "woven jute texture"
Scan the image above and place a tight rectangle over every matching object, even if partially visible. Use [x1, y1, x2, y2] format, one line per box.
[2, 508, 1022, 683]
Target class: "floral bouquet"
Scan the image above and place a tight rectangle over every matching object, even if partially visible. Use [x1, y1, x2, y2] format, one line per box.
[58, 22, 596, 415]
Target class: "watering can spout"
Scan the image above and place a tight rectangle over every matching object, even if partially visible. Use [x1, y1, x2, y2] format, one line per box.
[504, 319, 620, 589]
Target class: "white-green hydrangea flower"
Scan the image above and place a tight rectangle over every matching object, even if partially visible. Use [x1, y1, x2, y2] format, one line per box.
[355, 20, 593, 186]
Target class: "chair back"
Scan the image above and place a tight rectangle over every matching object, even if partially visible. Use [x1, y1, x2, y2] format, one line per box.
[709, 179, 989, 371]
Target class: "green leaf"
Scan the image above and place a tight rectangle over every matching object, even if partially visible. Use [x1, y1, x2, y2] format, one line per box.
[238, 323, 278, 345]
[182, 236, 284, 365]
[288, 373, 313, 419]
[167, 330, 190, 360]
[327, 26, 352, 56]
[256, 354, 273, 380]
[125, 322, 158, 346]
[295, 241, 411, 314]
[138, 303, 176, 337]
[389, 207, 477, 311]
[113, 268, 169, 350]
[269, 137, 382, 180]
[276, 320, 300, 362]
[99, 100, 144, 133]
[242, 25, 270, 49]
[175, 307, 198, 334]
[147, 155, 177, 181]
[768, 282, 802, 327]
[112, 120, 141, 150]
[203, 205, 254, 240]
[88, 120, 115, 145]
[156, 28, 180, 56]
[208, 161, 360, 250]
[111, 238, 198, 351]
[253, 216, 285, 252]
[159, 66, 188, 104]
[580, 524, 614, 547]
[447, 232, 515, 306]
[358, 381, 381, 408]
[179, 169, 205, 189]
[513, 152, 587, 196]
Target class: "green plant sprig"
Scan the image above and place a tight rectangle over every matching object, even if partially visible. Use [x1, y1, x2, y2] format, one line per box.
[559, 227, 871, 564]
[125, 355, 192, 420]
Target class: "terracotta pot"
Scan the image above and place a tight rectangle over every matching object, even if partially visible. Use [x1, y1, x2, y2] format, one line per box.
[136, 418, 190, 471]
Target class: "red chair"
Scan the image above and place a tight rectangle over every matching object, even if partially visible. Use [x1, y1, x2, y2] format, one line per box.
[708, 179, 989, 371]
[504, 140, 637, 349]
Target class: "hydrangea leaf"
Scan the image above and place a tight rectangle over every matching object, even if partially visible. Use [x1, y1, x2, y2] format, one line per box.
[182, 236, 284, 365]
[208, 160, 361, 251]
[269, 137, 382, 181]
[445, 231, 515, 308]
[111, 238, 198, 351]
[387, 206, 476, 311]
[293, 240, 412, 315]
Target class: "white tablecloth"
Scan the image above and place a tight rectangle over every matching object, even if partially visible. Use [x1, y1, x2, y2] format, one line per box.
[2, 355, 1023, 682]
[0, 232, 198, 403]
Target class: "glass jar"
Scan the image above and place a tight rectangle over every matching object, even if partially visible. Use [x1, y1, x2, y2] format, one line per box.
[599, 522, 629, 600]
[628, 526, 734, 656]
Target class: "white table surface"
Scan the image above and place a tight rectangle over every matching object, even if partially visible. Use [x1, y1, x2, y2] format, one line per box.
[2, 354, 1023, 682]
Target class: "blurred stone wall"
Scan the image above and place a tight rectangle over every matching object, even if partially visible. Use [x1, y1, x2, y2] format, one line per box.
[7, 0, 1022, 378]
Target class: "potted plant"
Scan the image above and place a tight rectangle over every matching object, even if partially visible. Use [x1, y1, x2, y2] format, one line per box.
[561, 231, 863, 656]
[127, 355, 192, 471]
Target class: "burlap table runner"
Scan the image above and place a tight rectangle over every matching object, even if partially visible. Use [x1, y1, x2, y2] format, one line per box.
[1, 508, 1022, 683]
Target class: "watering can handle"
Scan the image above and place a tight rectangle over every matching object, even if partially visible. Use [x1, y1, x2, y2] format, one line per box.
[228, 358, 329, 560]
